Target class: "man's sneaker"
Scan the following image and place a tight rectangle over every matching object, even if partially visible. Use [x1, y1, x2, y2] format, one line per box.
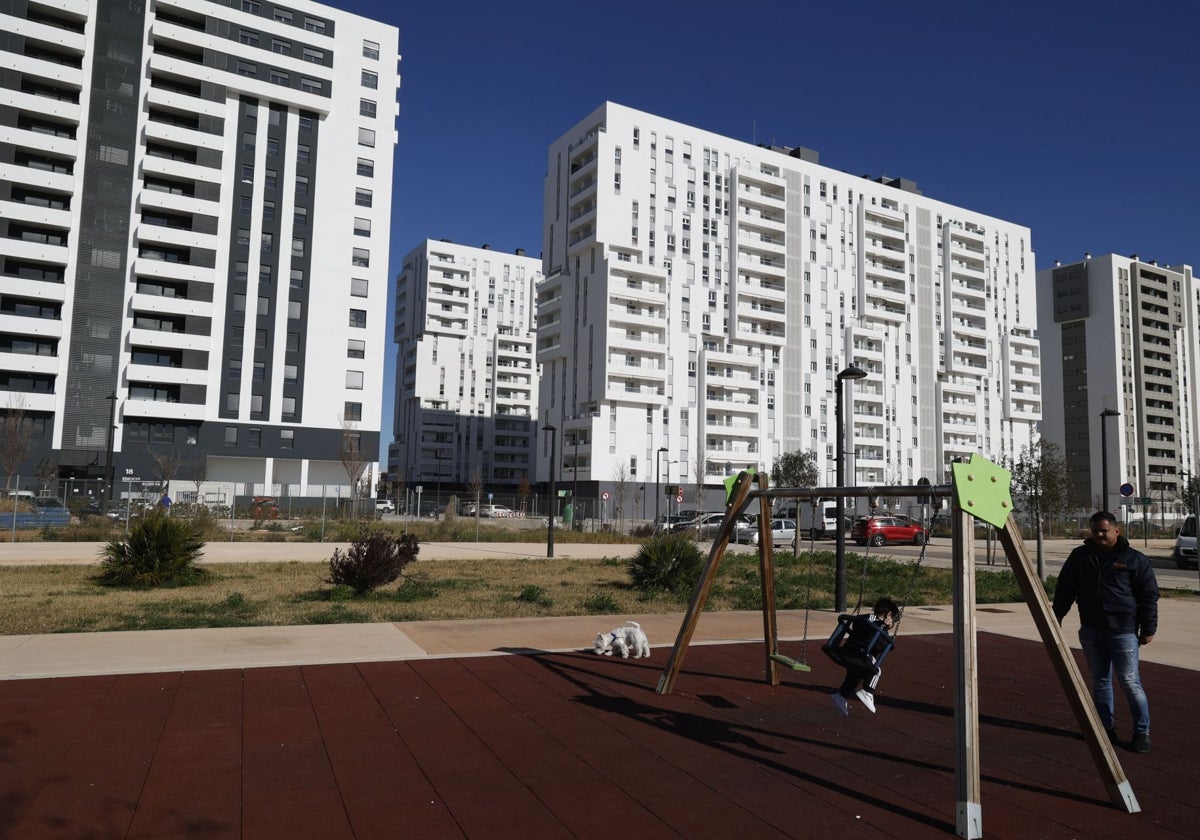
[1132, 732, 1151, 754]
[830, 692, 850, 717]
[855, 689, 877, 714]
[1104, 727, 1118, 745]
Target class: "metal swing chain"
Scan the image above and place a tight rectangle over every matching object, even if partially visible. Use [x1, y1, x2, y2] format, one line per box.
[890, 516, 933, 638]
[795, 497, 821, 665]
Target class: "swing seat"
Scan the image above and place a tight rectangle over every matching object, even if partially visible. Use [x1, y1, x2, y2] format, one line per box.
[821, 614, 895, 672]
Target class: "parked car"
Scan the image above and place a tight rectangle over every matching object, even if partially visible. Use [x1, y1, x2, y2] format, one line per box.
[1174, 514, 1197, 570]
[850, 515, 929, 547]
[81, 501, 139, 522]
[751, 518, 797, 549]
[653, 514, 692, 533]
[374, 498, 396, 513]
[684, 512, 755, 541]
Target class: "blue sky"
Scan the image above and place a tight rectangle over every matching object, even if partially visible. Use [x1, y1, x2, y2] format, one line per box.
[342, 0, 1200, 464]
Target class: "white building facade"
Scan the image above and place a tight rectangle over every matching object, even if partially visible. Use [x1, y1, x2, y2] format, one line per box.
[390, 240, 542, 499]
[538, 102, 1041, 511]
[0, 0, 399, 495]
[1036, 255, 1199, 514]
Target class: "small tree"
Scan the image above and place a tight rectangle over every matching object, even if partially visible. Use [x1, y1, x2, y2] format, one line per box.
[516, 474, 531, 514]
[1181, 473, 1200, 516]
[148, 447, 181, 494]
[1009, 440, 1074, 537]
[467, 468, 484, 516]
[690, 453, 707, 512]
[0, 399, 31, 493]
[772, 450, 820, 489]
[35, 457, 58, 496]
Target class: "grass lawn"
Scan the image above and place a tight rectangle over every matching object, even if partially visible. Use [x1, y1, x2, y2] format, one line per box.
[0, 546, 1050, 635]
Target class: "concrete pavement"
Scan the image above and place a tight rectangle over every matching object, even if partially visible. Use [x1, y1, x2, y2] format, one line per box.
[1, 538, 1196, 681]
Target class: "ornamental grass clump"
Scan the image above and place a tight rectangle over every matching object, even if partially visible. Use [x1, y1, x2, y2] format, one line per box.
[96, 509, 208, 588]
[627, 531, 704, 594]
[327, 529, 420, 595]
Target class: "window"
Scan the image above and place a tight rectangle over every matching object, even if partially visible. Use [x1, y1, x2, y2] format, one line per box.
[297, 144, 310, 163]
[298, 113, 314, 131]
[254, 328, 267, 349]
[242, 130, 255, 151]
[269, 70, 288, 85]
[353, 217, 371, 237]
[349, 309, 366, 328]
[261, 232, 273, 252]
[295, 175, 309, 195]
[252, 361, 265, 381]
[287, 300, 301, 319]
[234, 261, 248, 281]
[237, 228, 250, 246]
[286, 331, 300, 352]
[291, 238, 305, 258]
[266, 137, 278, 157]
[361, 70, 378, 89]
[251, 394, 263, 413]
[280, 429, 294, 449]
[265, 168, 277, 189]
[282, 397, 296, 416]
[239, 30, 258, 46]
[224, 426, 238, 446]
[284, 364, 297, 384]
[289, 268, 304, 290]
[248, 428, 261, 448]
[347, 339, 365, 359]
[240, 0, 259, 12]
[299, 77, 322, 95]
[355, 188, 372, 207]
[293, 206, 307, 226]
[351, 248, 369, 267]
[263, 200, 275, 220]
[237, 60, 256, 77]
[259, 263, 272, 284]
[358, 127, 375, 147]
[304, 17, 326, 34]
[256, 296, 269, 315]
[344, 401, 362, 421]
[302, 47, 324, 63]
[233, 292, 246, 312]
[228, 359, 242, 379]
[272, 38, 290, 55]
[363, 40, 380, 59]
[239, 195, 252, 216]
[226, 393, 240, 412]
[273, 8, 291, 23]
[345, 371, 364, 390]
[356, 158, 373, 177]
[350, 278, 368, 297]
[359, 99, 376, 118]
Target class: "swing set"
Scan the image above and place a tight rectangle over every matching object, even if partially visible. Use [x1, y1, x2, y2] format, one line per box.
[654, 454, 1141, 840]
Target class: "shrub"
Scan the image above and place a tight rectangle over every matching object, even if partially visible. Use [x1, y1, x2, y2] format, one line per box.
[627, 531, 704, 594]
[326, 529, 419, 595]
[516, 584, 552, 607]
[96, 509, 208, 588]
[582, 593, 620, 614]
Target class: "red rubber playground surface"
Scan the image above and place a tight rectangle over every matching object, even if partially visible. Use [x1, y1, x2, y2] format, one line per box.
[1, 633, 1195, 839]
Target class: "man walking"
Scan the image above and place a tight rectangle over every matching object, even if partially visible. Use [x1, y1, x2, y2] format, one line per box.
[1053, 511, 1158, 753]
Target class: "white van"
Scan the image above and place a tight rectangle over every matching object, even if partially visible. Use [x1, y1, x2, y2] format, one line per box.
[777, 499, 839, 539]
[1173, 515, 1197, 569]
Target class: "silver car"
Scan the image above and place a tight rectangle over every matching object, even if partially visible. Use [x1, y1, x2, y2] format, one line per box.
[750, 518, 797, 549]
[686, 512, 755, 541]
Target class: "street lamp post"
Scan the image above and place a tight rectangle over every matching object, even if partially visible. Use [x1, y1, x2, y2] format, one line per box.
[103, 392, 118, 503]
[655, 447, 668, 529]
[572, 433, 580, 531]
[1100, 408, 1120, 514]
[835, 364, 868, 612]
[542, 424, 557, 557]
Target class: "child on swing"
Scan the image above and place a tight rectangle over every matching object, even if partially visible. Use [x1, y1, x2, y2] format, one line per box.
[831, 596, 901, 717]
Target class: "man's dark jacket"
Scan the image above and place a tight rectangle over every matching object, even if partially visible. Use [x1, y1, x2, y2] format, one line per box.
[1052, 536, 1159, 635]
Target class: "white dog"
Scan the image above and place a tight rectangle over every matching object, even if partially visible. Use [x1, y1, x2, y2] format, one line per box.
[593, 621, 651, 659]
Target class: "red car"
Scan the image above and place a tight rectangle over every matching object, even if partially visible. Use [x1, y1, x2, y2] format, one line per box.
[850, 515, 928, 547]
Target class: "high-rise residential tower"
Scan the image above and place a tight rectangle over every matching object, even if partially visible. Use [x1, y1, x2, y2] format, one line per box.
[390, 240, 542, 503]
[0, 0, 398, 494]
[1037, 254, 1199, 514]
[538, 102, 1041, 510]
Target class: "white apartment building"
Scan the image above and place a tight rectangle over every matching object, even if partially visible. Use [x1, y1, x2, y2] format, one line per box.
[390, 240, 542, 498]
[538, 102, 1041, 509]
[0, 0, 398, 496]
[1037, 254, 1199, 514]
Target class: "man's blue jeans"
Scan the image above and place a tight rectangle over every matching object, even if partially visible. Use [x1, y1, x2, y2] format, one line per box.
[1078, 625, 1150, 735]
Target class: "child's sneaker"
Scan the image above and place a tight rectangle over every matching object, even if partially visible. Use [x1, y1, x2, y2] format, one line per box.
[830, 692, 850, 717]
[855, 689, 876, 714]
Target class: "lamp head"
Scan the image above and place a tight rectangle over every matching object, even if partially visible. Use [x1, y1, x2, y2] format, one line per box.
[1100, 409, 1120, 418]
[837, 364, 868, 381]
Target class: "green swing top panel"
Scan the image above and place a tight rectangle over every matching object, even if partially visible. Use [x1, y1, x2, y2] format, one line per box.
[951, 454, 1013, 528]
[723, 469, 756, 503]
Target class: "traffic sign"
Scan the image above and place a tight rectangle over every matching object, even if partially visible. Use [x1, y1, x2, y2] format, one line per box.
[601, 491, 610, 501]
[1120, 483, 1134, 497]
[675, 491, 683, 503]
[1138, 497, 1152, 506]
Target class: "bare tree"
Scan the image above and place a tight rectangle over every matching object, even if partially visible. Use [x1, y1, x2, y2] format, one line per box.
[148, 447, 181, 488]
[1008, 440, 1074, 538]
[35, 457, 58, 496]
[338, 417, 370, 519]
[183, 457, 208, 506]
[690, 452, 707, 512]
[0, 399, 31, 493]
[516, 474, 531, 514]
[467, 467, 484, 517]
[611, 461, 634, 531]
